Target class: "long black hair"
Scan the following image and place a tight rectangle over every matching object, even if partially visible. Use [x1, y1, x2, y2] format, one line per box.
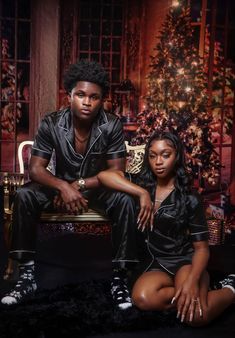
[135, 130, 192, 218]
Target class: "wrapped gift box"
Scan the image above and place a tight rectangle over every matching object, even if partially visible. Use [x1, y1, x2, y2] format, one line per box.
[207, 218, 225, 245]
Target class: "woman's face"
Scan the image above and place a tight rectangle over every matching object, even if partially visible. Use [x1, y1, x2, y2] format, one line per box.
[148, 139, 177, 179]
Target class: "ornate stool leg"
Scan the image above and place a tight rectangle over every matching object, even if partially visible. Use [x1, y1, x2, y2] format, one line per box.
[3, 173, 18, 281]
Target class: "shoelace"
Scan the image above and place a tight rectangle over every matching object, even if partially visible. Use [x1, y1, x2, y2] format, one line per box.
[6, 267, 36, 300]
[111, 277, 131, 302]
[220, 277, 234, 287]
[7, 283, 36, 300]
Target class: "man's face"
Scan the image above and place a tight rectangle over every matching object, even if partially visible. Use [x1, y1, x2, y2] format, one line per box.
[69, 81, 103, 122]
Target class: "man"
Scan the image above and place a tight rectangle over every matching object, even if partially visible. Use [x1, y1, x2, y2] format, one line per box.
[1, 60, 138, 309]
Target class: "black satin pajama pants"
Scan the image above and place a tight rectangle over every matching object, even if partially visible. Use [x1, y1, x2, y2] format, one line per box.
[9, 181, 139, 264]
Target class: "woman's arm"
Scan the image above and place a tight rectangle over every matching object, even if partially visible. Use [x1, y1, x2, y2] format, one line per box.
[190, 240, 210, 282]
[173, 240, 209, 322]
[97, 170, 153, 230]
[172, 193, 210, 322]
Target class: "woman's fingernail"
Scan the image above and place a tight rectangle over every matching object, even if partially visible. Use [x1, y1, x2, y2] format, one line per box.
[177, 312, 180, 318]
[171, 297, 175, 304]
[181, 315, 185, 322]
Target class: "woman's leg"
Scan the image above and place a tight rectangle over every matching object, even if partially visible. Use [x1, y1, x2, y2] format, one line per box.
[131, 270, 175, 311]
[174, 265, 235, 326]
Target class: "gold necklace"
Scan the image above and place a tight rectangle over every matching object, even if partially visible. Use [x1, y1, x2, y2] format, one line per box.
[155, 185, 175, 203]
[74, 131, 90, 143]
[155, 198, 163, 203]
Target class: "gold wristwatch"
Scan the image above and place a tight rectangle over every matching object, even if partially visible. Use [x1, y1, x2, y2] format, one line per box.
[77, 178, 86, 191]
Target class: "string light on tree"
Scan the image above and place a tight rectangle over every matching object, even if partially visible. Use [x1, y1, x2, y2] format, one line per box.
[132, 0, 220, 188]
[172, 0, 180, 7]
[178, 68, 184, 74]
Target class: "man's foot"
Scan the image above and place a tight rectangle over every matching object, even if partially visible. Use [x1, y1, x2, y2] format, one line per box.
[214, 274, 235, 294]
[1, 263, 37, 305]
[111, 270, 132, 310]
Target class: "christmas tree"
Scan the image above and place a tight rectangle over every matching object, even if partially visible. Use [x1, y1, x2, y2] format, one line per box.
[132, 0, 220, 186]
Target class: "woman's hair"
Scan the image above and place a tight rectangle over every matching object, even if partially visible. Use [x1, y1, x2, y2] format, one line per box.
[63, 59, 110, 97]
[136, 130, 192, 219]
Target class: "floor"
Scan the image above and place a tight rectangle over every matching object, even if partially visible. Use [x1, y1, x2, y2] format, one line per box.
[0, 229, 112, 292]
[0, 223, 235, 338]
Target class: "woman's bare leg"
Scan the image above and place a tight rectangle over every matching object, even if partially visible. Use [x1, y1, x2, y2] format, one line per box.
[131, 270, 175, 311]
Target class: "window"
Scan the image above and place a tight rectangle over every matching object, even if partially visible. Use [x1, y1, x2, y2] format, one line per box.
[0, 0, 31, 172]
[205, 0, 235, 186]
[190, 0, 235, 187]
[59, 0, 124, 107]
[78, 0, 123, 93]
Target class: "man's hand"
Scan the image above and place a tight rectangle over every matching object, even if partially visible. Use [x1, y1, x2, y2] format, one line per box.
[54, 181, 88, 214]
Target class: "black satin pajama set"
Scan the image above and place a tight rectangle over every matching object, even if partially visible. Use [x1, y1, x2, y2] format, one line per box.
[128, 174, 209, 276]
[10, 108, 138, 264]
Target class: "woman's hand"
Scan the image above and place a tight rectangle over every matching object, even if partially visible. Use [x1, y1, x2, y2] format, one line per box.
[137, 190, 154, 231]
[172, 278, 202, 323]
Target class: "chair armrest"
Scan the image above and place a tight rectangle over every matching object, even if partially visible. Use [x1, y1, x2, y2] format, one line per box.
[40, 209, 109, 222]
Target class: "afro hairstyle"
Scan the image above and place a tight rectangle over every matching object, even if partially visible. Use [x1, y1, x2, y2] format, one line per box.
[63, 59, 110, 97]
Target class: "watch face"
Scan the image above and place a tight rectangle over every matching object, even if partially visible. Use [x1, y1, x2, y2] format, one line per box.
[79, 179, 85, 185]
[78, 178, 86, 190]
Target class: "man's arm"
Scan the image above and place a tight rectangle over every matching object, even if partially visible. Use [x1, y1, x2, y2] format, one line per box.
[29, 155, 88, 212]
[97, 169, 153, 229]
[82, 157, 126, 190]
[30, 155, 64, 189]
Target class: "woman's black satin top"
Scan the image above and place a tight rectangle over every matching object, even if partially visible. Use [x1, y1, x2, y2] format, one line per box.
[31, 108, 126, 181]
[129, 174, 209, 275]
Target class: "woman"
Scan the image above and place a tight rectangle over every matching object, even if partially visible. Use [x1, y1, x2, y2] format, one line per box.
[98, 130, 235, 326]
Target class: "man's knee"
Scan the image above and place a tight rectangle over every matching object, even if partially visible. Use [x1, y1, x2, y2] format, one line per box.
[13, 185, 35, 209]
[13, 182, 54, 211]
[112, 191, 136, 209]
[15, 184, 34, 199]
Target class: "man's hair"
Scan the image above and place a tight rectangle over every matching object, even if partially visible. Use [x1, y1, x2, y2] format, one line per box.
[63, 59, 110, 97]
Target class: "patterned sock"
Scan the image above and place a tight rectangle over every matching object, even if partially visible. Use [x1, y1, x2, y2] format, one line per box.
[111, 268, 132, 310]
[221, 274, 235, 294]
[1, 261, 37, 305]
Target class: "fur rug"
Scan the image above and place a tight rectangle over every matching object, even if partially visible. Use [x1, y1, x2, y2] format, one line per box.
[0, 279, 235, 338]
[0, 279, 179, 338]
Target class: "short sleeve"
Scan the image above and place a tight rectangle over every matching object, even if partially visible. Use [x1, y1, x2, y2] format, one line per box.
[106, 118, 126, 160]
[31, 116, 53, 160]
[187, 193, 209, 242]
